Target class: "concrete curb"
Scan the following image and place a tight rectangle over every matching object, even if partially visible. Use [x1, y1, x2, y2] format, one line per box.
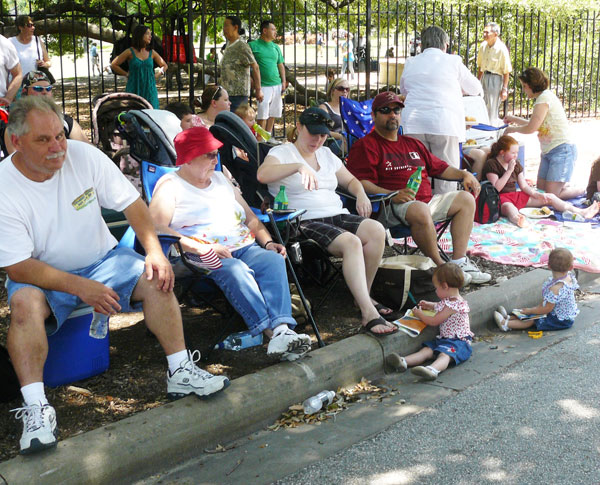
[1, 268, 597, 484]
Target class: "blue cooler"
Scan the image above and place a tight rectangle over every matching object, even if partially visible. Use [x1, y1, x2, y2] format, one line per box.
[43, 306, 110, 388]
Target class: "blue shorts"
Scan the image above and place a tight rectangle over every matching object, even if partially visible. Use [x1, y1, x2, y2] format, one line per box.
[423, 337, 473, 365]
[538, 143, 577, 183]
[6, 247, 145, 336]
[535, 312, 574, 331]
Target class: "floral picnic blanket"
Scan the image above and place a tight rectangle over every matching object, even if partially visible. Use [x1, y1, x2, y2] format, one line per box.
[396, 215, 600, 274]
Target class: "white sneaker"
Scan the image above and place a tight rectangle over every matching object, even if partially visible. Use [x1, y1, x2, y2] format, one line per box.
[496, 305, 508, 319]
[385, 353, 408, 372]
[411, 365, 440, 381]
[494, 311, 510, 332]
[461, 271, 473, 286]
[11, 402, 58, 454]
[267, 329, 311, 361]
[167, 350, 230, 400]
[457, 257, 491, 284]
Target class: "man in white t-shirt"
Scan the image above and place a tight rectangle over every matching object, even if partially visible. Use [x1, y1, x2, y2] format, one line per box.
[1, 97, 229, 455]
[0, 34, 23, 106]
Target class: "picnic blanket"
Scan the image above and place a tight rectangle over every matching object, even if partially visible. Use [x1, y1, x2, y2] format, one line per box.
[396, 213, 600, 273]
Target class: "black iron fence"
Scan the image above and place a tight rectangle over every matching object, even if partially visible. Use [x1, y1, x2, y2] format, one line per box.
[1, 1, 599, 135]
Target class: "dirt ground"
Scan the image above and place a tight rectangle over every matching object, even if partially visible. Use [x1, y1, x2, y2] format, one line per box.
[0, 256, 531, 462]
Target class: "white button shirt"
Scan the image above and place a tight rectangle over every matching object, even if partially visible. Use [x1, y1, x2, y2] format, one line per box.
[400, 48, 482, 141]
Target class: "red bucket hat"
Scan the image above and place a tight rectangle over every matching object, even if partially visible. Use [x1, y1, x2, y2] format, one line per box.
[174, 126, 223, 166]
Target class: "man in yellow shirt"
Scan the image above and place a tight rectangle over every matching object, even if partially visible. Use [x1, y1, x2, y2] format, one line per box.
[476, 22, 512, 125]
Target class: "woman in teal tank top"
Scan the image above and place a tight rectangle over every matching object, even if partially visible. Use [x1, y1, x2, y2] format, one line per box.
[110, 25, 167, 109]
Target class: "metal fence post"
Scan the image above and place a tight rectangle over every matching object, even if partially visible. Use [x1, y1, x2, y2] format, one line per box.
[365, 0, 372, 97]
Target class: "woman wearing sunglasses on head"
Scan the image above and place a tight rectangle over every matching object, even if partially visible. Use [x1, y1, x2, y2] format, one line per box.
[319, 77, 350, 158]
[3, 71, 88, 155]
[257, 107, 398, 337]
[9, 15, 52, 78]
[194, 84, 231, 127]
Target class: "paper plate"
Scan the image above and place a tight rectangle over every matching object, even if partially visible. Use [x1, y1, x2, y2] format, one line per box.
[465, 120, 478, 126]
[519, 207, 554, 219]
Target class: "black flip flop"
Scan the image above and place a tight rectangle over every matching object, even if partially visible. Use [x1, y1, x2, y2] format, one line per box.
[362, 317, 398, 337]
[374, 303, 399, 319]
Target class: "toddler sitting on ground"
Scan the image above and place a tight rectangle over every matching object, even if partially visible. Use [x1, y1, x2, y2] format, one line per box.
[494, 248, 578, 331]
[386, 263, 473, 381]
[482, 136, 599, 227]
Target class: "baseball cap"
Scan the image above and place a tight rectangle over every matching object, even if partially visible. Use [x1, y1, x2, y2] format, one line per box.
[298, 107, 334, 135]
[372, 91, 405, 111]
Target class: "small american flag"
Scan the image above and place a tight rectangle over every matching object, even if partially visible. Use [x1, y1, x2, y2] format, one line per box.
[185, 249, 223, 271]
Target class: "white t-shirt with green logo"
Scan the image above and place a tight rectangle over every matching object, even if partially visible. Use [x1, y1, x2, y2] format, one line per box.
[0, 140, 140, 271]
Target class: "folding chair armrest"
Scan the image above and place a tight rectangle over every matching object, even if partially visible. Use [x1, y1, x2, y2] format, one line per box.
[252, 207, 307, 224]
[132, 233, 181, 257]
[336, 186, 399, 203]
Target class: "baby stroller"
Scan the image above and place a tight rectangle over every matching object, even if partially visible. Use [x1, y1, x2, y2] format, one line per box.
[91, 92, 154, 176]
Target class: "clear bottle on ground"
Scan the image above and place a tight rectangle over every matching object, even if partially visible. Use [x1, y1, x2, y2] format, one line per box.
[563, 210, 585, 222]
[302, 390, 336, 414]
[89, 311, 109, 339]
[214, 330, 264, 351]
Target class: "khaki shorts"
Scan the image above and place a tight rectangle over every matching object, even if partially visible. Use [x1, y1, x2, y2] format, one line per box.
[391, 191, 460, 225]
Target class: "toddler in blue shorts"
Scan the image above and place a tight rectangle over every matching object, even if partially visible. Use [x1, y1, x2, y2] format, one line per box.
[386, 262, 473, 381]
[494, 248, 578, 332]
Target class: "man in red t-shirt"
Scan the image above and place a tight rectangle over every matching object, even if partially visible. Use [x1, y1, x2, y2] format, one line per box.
[347, 91, 491, 284]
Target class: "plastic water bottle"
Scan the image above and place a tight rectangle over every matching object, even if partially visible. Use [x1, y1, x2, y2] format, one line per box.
[406, 166, 423, 196]
[89, 311, 109, 339]
[302, 390, 336, 415]
[563, 210, 585, 222]
[273, 185, 289, 210]
[214, 331, 263, 351]
[253, 123, 271, 141]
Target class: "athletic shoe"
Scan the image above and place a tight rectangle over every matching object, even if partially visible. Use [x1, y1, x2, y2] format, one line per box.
[457, 257, 491, 284]
[411, 365, 439, 381]
[11, 402, 58, 454]
[385, 353, 408, 372]
[494, 311, 510, 332]
[496, 305, 508, 319]
[167, 350, 230, 400]
[461, 271, 473, 286]
[267, 329, 311, 360]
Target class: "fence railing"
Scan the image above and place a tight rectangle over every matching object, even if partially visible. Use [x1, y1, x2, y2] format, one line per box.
[1, 1, 598, 136]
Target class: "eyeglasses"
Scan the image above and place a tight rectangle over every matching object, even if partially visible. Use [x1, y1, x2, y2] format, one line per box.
[211, 86, 223, 101]
[303, 111, 335, 129]
[31, 85, 52, 93]
[204, 151, 219, 160]
[335, 86, 350, 92]
[26, 23, 35, 28]
[376, 106, 401, 115]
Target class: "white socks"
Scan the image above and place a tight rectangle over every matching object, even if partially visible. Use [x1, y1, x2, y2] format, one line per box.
[167, 349, 189, 374]
[451, 257, 467, 265]
[21, 382, 48, 406]
[272, 324, 289, 338]
[424, 366, 440, 376]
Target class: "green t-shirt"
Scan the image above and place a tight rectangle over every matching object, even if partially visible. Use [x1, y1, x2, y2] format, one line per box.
[249, 38, 284, 87]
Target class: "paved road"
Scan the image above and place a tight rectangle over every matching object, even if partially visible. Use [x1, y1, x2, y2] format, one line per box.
[137, 291, 600, 485]
[277, 299, 600, 485]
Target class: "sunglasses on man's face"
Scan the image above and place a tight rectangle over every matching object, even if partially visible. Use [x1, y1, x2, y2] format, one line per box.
[26, 23, 35, 28]
[31, 85, 52, 93]
[376, 106, 401, 115]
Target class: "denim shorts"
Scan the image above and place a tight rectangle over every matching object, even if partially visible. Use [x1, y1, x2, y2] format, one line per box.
[423, 337, 473, 365]
[538, 143, 577, 183]
[6, 247, 145, 335]
[535, 312, 574, 331]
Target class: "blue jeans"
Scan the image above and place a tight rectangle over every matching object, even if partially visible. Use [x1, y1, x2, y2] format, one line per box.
[229, 95, 249, 113]
[538, 143, 577, 182]
[207, 243, 296, 336]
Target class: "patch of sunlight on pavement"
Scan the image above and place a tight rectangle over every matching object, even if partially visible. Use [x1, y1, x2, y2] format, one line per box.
[516, 425, 537, 437]
[481, 456, 511, 481]
[369, 464, 437, 485]
[557, 399, 600, 419]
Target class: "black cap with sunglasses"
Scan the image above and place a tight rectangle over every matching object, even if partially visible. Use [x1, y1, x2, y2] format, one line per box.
[298, 107, 334, 135]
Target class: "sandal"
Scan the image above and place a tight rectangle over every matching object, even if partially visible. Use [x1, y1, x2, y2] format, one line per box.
[374, 303, 395, 317]
[362, 317, 398, 337]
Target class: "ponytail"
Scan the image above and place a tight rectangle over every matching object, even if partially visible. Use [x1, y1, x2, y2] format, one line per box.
[488, 135, 519, 161]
